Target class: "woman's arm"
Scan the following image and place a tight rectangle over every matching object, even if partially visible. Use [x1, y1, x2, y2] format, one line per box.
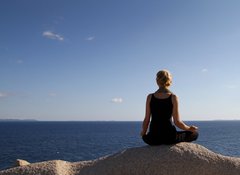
[172, 95, 198, 132]
[140, 94, 152, 136]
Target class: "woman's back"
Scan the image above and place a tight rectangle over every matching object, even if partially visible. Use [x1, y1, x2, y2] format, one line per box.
[150, 93, 173, 122]
[149, 93, 176, 142]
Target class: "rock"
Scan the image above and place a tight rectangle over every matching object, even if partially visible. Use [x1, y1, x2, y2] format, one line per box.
[0, 143, 240, 175]
[14, 159, 30, 167]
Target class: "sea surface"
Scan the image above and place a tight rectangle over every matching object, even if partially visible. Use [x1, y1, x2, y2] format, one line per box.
[0, 121, 240, 170]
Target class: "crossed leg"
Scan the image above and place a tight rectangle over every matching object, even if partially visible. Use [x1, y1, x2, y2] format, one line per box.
[175, 131, 199, 143]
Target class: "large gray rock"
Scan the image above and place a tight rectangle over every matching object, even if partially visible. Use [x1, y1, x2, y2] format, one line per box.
[0, 143, 240, 175]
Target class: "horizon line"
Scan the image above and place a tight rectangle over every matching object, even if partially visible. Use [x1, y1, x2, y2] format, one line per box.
[1, 119, 240, 122]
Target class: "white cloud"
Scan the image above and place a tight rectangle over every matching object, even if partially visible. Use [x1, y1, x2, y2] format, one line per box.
[85, 36, 95, 41]
[201, 68, 208, 73]
[111, 97, 123, 103]
[42, 31, 64, 41]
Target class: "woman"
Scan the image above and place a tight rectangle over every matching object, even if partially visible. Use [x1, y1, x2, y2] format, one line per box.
[141, 70, 198, 145]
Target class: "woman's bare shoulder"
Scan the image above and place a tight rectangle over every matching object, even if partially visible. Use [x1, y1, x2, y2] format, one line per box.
[171, 93, 179, 102]
[147, 93, 153, 100]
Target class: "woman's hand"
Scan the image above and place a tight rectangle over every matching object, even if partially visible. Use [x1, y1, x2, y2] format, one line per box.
[188, 125, 198, 132]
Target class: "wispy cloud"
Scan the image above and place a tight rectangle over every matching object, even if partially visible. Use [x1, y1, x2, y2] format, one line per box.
[42, 31, 64, 41]
[85, 36, 95, 41]
[111, 97, 123, 103]
[0, 92, 12, 98]
[226, 85, 238, 89]
[201, 68, 208, 73]
[16, 59, 23, 64]
[48, 93, 57, 97]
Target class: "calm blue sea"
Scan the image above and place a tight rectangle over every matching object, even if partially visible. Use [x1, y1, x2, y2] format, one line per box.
[0, 121, 240, 170]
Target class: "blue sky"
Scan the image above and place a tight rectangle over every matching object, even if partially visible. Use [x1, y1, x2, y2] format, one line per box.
[1, 0, 240, 121]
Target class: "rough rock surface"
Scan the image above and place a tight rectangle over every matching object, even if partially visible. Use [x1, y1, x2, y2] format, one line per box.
[14, 159, 30, 167]
[0, 143, 240, 175]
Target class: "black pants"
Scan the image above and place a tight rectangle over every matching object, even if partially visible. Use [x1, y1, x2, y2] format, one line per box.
[142, 131, 199, 145]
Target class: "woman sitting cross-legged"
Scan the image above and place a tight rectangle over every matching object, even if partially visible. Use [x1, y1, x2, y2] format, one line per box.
[141, 70, 199, 145]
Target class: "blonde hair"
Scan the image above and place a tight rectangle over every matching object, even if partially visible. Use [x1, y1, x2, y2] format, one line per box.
[156, 70, 172, 88]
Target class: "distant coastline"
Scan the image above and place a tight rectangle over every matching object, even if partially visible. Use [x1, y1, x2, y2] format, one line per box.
[0, 119, 38, 122]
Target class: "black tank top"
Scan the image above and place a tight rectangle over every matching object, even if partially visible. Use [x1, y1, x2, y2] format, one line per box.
[149, 93, 176, 142]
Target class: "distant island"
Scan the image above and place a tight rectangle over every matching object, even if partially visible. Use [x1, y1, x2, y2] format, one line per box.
[0, 119, 38, 122]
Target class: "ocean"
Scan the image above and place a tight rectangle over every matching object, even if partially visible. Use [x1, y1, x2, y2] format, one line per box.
[0, 121, 240, 170]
